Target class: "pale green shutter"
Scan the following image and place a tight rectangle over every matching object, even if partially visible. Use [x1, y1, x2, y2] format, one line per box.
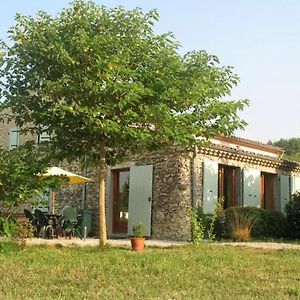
[291, 175, 300, 194]
[243, 168, 261, 207]
[128, 165, 153, 236]
[203, 160, 218, 213]
[279, 175, 290, 213]
[8, 127, 20, 150]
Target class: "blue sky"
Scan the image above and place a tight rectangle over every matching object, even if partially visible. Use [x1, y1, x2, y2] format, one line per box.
[1, 0, 299, 143]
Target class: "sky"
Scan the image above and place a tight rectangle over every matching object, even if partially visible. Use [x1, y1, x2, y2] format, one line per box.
[1, 0, 299, 143]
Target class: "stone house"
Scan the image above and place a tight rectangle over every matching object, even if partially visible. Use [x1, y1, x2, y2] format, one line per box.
[100, 136, 300, 241]
[1, 112, 300, 241]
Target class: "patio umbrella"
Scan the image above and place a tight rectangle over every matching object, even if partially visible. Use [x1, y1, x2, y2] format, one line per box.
[41, 166, 93, 213]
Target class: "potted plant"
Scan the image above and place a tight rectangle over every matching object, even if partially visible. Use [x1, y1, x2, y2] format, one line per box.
[130, 222, 145, 252]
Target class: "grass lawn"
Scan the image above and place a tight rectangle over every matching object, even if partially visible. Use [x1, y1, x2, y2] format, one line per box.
[0, 242, 299, 299]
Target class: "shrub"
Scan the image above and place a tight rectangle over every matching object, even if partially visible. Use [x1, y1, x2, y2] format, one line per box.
[189, 208, 205, 246]
[189, 198, 226, 243]
[225, 207, 258, 242]
[252, 209, 287, 239]
[0, 217, 18, 237]
[286, 192, 300, 238]
[206, 197, 224, 242]
[132, 223, 145, 238]
[214, 212, 230, 240]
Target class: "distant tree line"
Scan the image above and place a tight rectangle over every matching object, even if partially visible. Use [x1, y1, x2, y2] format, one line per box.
[268, 138, 300, 161]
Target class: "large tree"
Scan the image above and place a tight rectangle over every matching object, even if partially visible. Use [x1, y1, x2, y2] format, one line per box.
[0, 0, 248, 245]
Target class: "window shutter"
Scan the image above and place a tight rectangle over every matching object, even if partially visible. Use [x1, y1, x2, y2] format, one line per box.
[279, 175, 290, 213]
[291, 175, 300, 194]
[8, 127, 20, 150]
[242, 168, 261, 207]
[202, 160, 218, 213]
[128, 165, 153, 236]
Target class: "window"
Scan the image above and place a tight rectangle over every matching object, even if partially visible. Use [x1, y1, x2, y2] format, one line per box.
[8, 127, 20, 150]
[37, 130, 51, 143]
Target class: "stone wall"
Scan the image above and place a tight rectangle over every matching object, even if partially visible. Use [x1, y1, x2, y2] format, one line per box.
[54, 148, 201, 241]
[0, 108, 36, 149]
[193, 155, 204, 208]
[131, 147, 194, 241]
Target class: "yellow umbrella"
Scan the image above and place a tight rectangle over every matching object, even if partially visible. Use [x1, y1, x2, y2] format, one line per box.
[42, 166, 93, 213]
[42, 166, 93, 185]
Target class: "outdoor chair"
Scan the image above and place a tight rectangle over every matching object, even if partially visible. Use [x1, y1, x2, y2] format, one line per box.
[24, 208, 37, 236]
[34, 209, 53, 238]
[60, 205, 83, 239]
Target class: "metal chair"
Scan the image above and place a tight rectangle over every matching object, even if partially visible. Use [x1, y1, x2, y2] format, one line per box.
[34, 209, 53, 238]
[60, 205, 83, 239]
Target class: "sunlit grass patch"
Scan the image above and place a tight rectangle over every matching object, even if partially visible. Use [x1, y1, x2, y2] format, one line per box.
[0, 243, 299, 299]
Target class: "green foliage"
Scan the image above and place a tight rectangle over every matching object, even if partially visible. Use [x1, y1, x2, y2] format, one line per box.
[268, 138, 300, 161]
[252, 209, 287, 239]
[225, 207, 257, 242]
[189, 208, 205, 246]
[216, 207, 288, 240]
[132, 222, 145, 238]
[0, 0, 248, 166]
[0, 218, 33, 249]
[206, 197, 224, 241]
[0, 217, 17, 237]
[286, 192, 300, 238]
[190, 198, 224, 244]
[0, 142, 61, 220]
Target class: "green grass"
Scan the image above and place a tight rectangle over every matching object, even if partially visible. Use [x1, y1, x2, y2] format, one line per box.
[0, 243, 299, 299]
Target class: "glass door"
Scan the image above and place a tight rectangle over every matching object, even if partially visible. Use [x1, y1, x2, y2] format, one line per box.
[112, 169, 130, 233]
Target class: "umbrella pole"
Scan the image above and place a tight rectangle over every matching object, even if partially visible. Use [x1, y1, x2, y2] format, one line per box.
[51, 191, 56, 214]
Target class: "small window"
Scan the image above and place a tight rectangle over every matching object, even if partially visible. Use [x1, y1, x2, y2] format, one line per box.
[8, 127, 20, 150]
[37, 130, 51, 143]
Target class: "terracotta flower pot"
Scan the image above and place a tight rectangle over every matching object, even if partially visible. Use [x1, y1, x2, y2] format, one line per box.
[130, 237, 145, 252]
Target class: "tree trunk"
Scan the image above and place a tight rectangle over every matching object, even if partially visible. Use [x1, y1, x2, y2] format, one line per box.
[98, 147, 107, 245]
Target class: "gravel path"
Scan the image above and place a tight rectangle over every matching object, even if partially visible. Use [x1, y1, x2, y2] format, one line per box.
[24, 238, 300, 250]
[219, 241, 300, 250]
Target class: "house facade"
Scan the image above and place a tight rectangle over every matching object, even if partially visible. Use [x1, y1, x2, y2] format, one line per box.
[1, 113, 300, 241]
[98, 137, 300, 241]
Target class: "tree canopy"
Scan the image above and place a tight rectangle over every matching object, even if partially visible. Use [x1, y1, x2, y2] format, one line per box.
[0, 0, 248, 244]
[0, 0, 247, 163]
[268, 138, 300, 162]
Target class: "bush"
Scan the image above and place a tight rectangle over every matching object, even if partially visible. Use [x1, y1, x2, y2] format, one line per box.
[214, 212, 230, 240]
[215, 207, 288, 240]
[225, 207, 258, 242]
[286, 192, 300, 238]
[189, 208, 205, 246]
[0, 217, 34, 249]
[0, 217, 18, 237]
[132, 223, 145, 238]
[252, 209, 287, 239]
